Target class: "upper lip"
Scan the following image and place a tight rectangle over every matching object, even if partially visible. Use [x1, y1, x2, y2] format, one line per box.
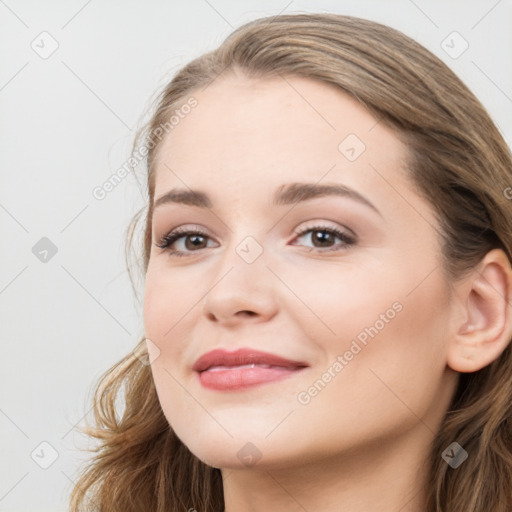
[192, 348, 309, 372]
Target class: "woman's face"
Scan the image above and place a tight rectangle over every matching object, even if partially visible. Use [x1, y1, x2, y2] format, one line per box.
[143, 73, 459, 469]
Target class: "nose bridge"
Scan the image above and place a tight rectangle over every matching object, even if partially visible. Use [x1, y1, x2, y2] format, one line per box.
[201, 230, 277, 322]
[215, 211, 270, 275]
[211, 231, 268, 296]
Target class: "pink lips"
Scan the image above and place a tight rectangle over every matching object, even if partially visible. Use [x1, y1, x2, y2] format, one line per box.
[192, 348, 309, 391]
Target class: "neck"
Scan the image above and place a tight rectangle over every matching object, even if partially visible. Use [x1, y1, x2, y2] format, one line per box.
[221, 423, 432, 512]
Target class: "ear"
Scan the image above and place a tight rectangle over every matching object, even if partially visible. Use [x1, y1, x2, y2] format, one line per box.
[447, 248, 512, 373]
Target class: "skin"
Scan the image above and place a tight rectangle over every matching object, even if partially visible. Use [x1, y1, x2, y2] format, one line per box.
[143, 71, 512, 511]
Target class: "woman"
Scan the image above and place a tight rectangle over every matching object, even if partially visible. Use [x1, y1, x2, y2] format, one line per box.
[69, 13, 512, 512]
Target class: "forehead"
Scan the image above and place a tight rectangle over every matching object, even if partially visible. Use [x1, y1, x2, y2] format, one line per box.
[152, 74, 408, 204]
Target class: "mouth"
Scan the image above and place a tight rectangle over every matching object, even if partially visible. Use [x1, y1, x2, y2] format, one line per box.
[192, 348, 309, 391]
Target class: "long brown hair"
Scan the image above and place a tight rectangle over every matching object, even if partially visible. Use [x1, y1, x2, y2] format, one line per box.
[69, 13, 512, 511]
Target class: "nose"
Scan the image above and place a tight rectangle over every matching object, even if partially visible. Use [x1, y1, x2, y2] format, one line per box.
[201, 249, 279, 327]
[203, 301, 260, 322]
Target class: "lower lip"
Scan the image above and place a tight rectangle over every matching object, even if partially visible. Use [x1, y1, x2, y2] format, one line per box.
[197, 366, 307, 391]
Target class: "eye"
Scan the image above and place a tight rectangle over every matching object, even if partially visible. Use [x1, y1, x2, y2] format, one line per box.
[291, 224, 356, 252]
[155, 223, 356, 258]
[155, 226, 217, 258]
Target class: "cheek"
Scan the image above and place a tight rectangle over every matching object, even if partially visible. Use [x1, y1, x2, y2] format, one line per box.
[143, 272, 165, 343]
[288, 257, 450, 390]
[143, 264, 203, 393]
[143, 262, 199, 339]
[250, 295, 446, 467]
[143, 272, 197, 431]
[273, 260, 401, 346]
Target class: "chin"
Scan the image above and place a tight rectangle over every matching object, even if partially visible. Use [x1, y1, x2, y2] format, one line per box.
[175, 432, 278, 470]
[182, 442, 255, 469]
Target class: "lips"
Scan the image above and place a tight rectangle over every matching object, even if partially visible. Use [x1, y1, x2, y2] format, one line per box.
[192, 348, 309, 391]
[192, 348, 308, 372]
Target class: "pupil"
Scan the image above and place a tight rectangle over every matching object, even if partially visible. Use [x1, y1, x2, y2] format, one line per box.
[314, 230, 332, 246]
[187, 235, 205, 249]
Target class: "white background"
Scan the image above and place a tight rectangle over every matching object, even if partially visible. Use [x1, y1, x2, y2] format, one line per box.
[1, 1, 511, 510]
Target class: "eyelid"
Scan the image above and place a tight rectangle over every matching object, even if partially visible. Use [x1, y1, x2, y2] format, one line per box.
[292, 219, 356, 239]
[154, 223, 208, 240]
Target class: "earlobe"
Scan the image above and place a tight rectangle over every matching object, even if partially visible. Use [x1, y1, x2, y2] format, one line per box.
[447, 249, 512, 373]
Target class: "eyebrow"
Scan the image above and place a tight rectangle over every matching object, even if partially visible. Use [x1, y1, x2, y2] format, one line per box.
[153, 182, 382, 216]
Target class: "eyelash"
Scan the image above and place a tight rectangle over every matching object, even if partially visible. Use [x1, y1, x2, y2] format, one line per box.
[155, 224, 356, 258]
